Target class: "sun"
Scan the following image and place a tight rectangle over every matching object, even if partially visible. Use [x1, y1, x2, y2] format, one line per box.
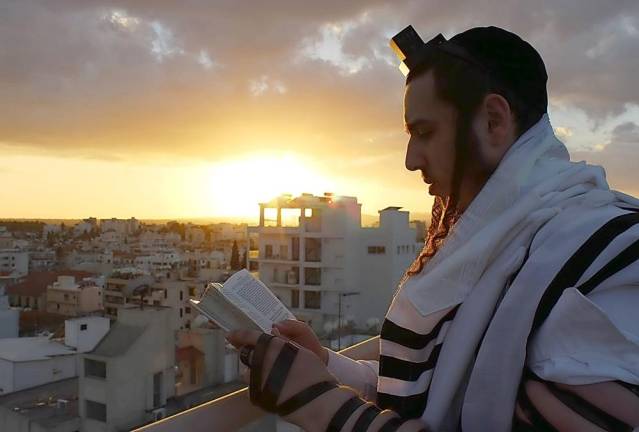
[207, 153, 335, 219]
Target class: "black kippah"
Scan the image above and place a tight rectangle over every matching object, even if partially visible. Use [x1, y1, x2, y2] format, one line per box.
[449, 26, 548, 114]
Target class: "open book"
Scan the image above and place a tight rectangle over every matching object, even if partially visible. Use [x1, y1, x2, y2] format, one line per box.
[190, 269, 295, 333]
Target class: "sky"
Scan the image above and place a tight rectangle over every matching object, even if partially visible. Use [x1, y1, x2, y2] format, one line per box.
[1, 1, 639, 222]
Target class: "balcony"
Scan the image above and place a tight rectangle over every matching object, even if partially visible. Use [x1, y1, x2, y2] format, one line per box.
[133, 336, 378, 432]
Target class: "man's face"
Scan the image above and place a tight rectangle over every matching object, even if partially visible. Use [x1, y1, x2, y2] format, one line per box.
[404, 71, 496, 209]
[403, 70, 459, 198]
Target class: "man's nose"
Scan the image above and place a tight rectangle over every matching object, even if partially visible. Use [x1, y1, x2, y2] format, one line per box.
[405, 138, 421, 171]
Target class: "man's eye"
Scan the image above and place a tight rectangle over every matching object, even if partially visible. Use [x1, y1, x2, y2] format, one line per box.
[415, 127, 430, 137]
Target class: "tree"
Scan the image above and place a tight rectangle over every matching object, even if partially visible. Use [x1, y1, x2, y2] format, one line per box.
[230, 240, 240, 270]
[239, 249, 247, 269]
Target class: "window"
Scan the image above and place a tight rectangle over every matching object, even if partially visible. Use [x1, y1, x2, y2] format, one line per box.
[291, 289, 299, 308]
[153, 372, 163, 408]
[85, 359, 106, 379]
[367, 246, 386, 254]
[265, 244, 273, 259]
[304, 268, 321, 286]
[85, 400, 107, 422]
[179, 290, 183, 301]
[80, 324, 88, 331]
[397, 246, 400, 255]
[304, 291, 321, 309]
[189, 287, 195, 297]
[179, 308, 183, 318]
[185, 306, 191, 314]
[164, 289, 167, 299]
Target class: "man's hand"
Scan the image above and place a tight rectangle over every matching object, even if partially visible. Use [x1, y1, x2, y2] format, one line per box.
[272, 319, 329, 365]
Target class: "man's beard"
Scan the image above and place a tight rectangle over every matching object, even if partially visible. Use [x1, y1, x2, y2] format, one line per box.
[404, 116, 492, 281]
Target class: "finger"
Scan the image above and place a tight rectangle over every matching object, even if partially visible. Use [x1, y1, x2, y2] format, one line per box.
[226, 329, 262, 348]
[273, 319, 308, 337]
[271, 326, 285, 338]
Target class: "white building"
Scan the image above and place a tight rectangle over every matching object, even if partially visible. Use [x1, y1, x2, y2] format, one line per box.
[249, 193, 423, 334]
[65, 316, 111, 353]
[75, 218, 98, 236]
[79, 306, 176, 431]
[134, 250, 182, 274]
[0, 317, 109, 396]
[138, 231, 181, 252]
[42, 223, 62, 238]
[0, 249, 29, 280]
[185, 226, 206, 246]
[29, 249, 57, 271]
[67, 250, 113, 275]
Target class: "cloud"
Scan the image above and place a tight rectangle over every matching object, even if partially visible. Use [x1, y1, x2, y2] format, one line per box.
[554, 126, 574, 142]
[572, 121, 639, 195]
[248, 75, 287, 96]
[0, 0, 638, 167]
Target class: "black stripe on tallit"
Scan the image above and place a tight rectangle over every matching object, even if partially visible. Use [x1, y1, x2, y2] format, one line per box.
[577, 238, 639, 296]
[377, 387, 430, 420]
[379, 344, 442, 381]
[547, 383, 633, 432]
[380, 305, 459, 349]
[531, 211, 639, 331]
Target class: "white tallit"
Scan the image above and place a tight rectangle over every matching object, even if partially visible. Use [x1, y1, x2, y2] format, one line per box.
[398, 114, 639, 431]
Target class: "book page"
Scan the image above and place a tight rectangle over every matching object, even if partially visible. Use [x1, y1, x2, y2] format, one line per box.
[189, 283, 261, 332]
[221, 269, 295, 332]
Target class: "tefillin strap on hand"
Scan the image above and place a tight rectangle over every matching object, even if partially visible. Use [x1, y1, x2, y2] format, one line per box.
[248, 333, 338, 415]
[247, 333, 421, 431]
[389, 25, 485, 77]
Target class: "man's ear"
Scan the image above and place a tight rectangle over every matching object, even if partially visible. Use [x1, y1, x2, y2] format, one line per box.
[484, 93, 514, 141]
[478, 93, 517, 167]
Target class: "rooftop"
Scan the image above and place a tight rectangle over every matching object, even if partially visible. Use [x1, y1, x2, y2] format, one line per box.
[90, 322, 146, 357]
[0, 377, 78, 428]
[0, 336, 76, 362]
[259, 193, 359, 209]
[6, 270, 95, 297]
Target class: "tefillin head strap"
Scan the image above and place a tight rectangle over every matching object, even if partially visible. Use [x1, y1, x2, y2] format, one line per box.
[390, 25, 486, 77]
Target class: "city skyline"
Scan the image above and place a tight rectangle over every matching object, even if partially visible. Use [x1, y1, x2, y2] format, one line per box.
[2, 2, 638, 219]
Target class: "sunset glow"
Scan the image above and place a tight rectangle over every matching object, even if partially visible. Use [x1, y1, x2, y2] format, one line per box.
[1, 3, 637, 221]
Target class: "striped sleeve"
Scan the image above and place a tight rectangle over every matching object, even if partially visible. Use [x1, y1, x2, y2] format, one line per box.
[376, 294, 460, 419]
[326, 349, 379, 402]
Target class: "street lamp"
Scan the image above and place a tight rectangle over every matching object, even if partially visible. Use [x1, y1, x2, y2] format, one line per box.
[337, 291, 359, 351]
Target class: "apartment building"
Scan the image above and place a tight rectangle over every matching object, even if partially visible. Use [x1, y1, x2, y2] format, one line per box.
[103, 270, 155, 320]
[45, 275, 103, 317]
[248, 193, 423, 334]
[104, 269, 206, 330]
[99, 217, 140, 236]
[0, 249, 29, 280]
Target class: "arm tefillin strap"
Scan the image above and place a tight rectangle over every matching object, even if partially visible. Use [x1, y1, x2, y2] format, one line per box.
[249, 333, 337, 415]
[249, 333, 425, 431]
